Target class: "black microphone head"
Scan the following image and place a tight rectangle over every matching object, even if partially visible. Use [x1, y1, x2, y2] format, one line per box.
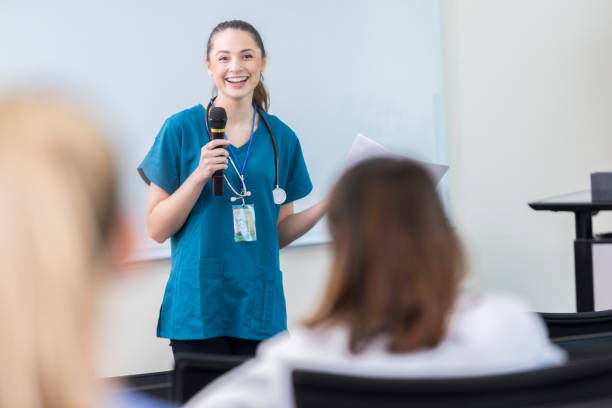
[209, 106, 227, 129]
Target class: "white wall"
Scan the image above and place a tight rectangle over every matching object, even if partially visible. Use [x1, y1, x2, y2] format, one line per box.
[442, 0, 612, 312]
[101, 0, 612, 376]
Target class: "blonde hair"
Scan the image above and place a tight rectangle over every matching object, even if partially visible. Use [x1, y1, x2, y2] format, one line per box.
[0, 96, 117, 408]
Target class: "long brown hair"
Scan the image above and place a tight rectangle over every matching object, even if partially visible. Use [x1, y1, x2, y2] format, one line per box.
[305, 158, 465, 354]
[206, 20, 270, 112]
[0, 95, 117, 408]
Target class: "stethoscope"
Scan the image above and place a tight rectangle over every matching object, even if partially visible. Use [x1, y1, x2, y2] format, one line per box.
[205, 98, 287, 205]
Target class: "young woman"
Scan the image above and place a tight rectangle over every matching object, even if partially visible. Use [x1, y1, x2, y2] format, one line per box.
[185, 158, 566, 407]
[138, 20, 327, 358]
[0, 95, 173, 408]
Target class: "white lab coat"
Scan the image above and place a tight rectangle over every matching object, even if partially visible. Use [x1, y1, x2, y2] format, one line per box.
[186, 293, 566, 408]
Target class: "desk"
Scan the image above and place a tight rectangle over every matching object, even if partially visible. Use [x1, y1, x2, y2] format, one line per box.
[529, 190, 612, 312]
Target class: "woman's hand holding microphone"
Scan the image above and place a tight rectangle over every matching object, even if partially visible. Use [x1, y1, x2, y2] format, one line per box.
[195, 139, 230, 183]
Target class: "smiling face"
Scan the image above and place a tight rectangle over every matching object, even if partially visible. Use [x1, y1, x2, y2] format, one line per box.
[206, 28, 267, 103]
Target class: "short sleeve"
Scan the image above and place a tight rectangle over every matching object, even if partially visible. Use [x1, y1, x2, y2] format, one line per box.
[283, 134, 313, 203]
[137, 118, 181, 195]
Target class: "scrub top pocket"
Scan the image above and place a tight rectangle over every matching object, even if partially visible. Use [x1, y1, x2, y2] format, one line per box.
[199, 260, 225, 332]
[252, 265, 284, 334]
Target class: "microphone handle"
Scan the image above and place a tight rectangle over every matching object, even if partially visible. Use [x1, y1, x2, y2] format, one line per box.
[211, 130, 225, 196]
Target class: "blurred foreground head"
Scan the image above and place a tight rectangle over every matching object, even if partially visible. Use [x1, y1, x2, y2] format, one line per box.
[0, 95, 119, 408]
[306, 158, 465, 354]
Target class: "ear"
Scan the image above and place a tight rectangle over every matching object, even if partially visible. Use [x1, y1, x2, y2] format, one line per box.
[107, 215, 135, 274]
[206, 59, 213, 77]
[261, 55, 267, 74]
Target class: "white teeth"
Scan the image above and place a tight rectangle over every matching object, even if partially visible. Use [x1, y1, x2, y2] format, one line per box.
[226, 76, 248, 83]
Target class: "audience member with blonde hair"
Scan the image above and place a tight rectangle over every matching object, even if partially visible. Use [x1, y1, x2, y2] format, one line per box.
[0, 95, 173, 408]
[187, 158, 566, 407]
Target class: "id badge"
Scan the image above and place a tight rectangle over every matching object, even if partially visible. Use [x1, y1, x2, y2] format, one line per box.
[233, 204, 257, 242]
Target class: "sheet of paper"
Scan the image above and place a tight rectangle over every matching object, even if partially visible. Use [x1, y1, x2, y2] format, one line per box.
[343, 134, 449, 185]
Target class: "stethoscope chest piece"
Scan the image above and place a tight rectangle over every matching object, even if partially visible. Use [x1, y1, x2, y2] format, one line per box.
[272, 186, 287, 205]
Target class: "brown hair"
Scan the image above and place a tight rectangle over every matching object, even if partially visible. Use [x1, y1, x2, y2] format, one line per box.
[206, 20, 270, 112]
[0, 95, 117, 408]
[304, 158, 465, 354]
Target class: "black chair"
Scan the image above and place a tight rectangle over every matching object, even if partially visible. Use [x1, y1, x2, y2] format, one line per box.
[553, 331, 612, 360]
[292, 357, 612, 408]
[105, 370, 173, 402]
[539, 309, 612, 338]
[173, 353, 250, 404]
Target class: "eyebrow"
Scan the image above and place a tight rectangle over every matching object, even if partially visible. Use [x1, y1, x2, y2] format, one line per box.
[215, 49, 256, 56]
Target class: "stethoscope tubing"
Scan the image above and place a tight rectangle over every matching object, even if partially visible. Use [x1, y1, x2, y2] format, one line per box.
[205, 102, 280, 189]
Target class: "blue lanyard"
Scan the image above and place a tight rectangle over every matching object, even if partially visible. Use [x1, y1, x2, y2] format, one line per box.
[209, 98, 256, 177]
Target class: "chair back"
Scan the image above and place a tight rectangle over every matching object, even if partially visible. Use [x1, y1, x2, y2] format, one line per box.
[173, 353, 249, 404]
[292, 357, 612, 408]
[540, 309, 612, 338]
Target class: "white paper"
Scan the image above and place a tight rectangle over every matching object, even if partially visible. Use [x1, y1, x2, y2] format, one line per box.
[343, 133, 449, 185]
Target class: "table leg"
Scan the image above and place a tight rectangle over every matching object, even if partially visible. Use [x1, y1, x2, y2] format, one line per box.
[574, 239, 594, 312]
[574, 211, 594, 312]
[575, 211, 593, 239]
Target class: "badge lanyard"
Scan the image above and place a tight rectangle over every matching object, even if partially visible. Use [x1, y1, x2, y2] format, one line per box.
[209, 99, 259, 242]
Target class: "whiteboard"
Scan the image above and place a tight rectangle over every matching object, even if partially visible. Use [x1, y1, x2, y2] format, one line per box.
[0, 0, 447, 260]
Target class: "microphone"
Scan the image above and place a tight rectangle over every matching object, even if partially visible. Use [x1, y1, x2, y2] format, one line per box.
[209, 107, 227, 196]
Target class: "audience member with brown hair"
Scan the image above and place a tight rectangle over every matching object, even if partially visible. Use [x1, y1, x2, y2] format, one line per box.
[187, 157, 566, 407]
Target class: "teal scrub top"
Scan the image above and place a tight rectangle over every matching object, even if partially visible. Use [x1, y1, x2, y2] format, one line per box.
[138, 105, 312, 340]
